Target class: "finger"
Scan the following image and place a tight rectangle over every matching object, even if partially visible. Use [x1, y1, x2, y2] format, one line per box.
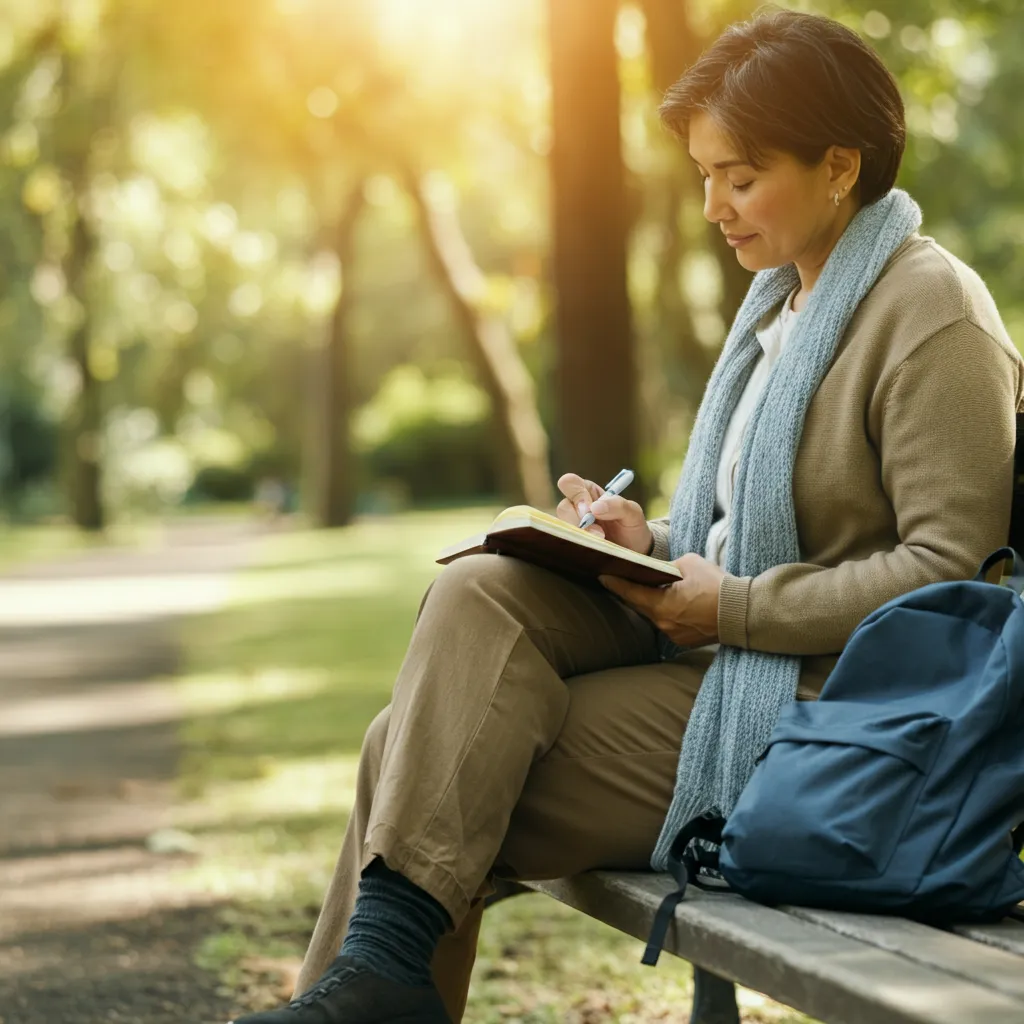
[578, 479, 606, 521]
[555, 496, 577, 523]
[589, 494, 642, 522]
[673, 552, 703, 573]
[557, 474, 605, 520]
[556, 473, 593, 516]
[599, 575, 651, 609]
[554, 497, 606, 536]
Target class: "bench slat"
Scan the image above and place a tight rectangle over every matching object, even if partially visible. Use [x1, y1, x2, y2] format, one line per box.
[524, 873, 1024, 1024]
[953, 919, 1024, 956]
[782, 906, 1024, 1003]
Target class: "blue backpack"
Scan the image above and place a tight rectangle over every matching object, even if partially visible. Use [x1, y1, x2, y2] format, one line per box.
[643, 547, 1024, 966]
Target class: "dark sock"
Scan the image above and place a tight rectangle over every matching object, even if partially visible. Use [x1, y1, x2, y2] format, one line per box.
[339, 858, 452, 987]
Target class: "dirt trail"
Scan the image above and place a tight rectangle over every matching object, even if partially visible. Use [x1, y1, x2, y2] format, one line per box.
[0, 520, 266, 1024]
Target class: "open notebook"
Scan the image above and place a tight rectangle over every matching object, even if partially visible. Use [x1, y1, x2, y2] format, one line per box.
[436, 505, 680, 587]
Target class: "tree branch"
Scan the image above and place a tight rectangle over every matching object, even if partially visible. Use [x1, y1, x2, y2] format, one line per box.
[401, 166, 554, 510]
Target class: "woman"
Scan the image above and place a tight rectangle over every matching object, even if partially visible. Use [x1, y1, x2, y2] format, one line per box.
[234, 10, 1023, 1024]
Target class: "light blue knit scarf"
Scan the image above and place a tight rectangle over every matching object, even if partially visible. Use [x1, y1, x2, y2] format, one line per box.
[652, 189, 922, 870]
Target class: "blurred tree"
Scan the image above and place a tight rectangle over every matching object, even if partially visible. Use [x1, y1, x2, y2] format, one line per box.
[640, 0, 751, 374]
[2, 0, 1022, 529]
[62, 182, 104, 529]
[315, 180, 365, 527]
[823, 0, 1024, 342]
[549, 0, 640, 499]
[636, 0, 717, 401]
[15, 13, 119, 530]
[404, 167, 553, 509]
[136, 0, 554, 516]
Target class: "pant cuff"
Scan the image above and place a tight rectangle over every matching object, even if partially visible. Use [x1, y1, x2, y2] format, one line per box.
[363, 822, 475, 926]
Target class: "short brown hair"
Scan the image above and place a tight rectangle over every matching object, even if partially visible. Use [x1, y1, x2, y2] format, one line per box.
[660, 9, 906, 205]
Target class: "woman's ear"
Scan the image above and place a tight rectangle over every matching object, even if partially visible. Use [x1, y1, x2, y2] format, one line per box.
[825, 145, 861, 198]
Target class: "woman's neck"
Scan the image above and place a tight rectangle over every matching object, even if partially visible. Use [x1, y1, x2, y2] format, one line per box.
[791, 204, 858, 312]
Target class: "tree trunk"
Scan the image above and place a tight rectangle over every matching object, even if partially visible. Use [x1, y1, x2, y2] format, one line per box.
[637, 0, 701, 93]
[640, 0, 752, 333]
[315, 181, 366, 528]
[548, 0, 640, 502]
[657, 175, 716, 401]
[404, 170, 554, 511]
[66, 204, 104, 532]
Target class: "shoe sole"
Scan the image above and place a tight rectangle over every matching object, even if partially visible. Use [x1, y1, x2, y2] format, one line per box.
[228, 1014, 449, 1023]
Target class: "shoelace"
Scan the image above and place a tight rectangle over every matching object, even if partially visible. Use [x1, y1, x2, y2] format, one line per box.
[288, 964, 359, 1008]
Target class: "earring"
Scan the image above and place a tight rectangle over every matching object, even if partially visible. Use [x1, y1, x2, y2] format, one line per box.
[834, 192, 841, 206]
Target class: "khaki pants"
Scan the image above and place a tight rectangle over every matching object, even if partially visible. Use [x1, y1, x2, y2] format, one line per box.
[295, 553, 715, 1021]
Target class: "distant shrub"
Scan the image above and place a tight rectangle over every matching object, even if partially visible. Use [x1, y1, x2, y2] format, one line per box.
[360, 416, 497, 504]
[354, 364, 498, 504]
[5, 392, 58, 487]
[186, 464, 254, 503]
[1, 391, 58, 516]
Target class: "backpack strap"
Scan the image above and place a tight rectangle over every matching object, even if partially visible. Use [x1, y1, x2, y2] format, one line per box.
[642, 815, 726, 967]
[1006, 828, 1024, 925]
[975, 547, 1024, 595]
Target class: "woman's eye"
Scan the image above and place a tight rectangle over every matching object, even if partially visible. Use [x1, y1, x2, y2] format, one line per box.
[731, 181, 753, 193]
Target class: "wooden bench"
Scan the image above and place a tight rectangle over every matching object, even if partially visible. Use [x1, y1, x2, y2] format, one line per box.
[521, 874, 1024, 1023]
[513, 415, 1024, 1022]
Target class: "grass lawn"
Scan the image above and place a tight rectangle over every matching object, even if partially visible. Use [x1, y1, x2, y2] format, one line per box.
[174, 508, 816, 1023]
[0, 522, 106, 570]
[0, 505, 247, 572]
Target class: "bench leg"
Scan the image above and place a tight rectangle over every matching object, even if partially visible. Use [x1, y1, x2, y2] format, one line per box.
[483, 877, 529, 908]
[689, 967, 739, 1024]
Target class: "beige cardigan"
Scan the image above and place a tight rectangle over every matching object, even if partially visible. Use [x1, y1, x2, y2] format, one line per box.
[649, 234, 1024, 696]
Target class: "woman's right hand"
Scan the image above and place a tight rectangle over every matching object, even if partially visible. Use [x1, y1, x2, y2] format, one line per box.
[555, 473, 653, 555]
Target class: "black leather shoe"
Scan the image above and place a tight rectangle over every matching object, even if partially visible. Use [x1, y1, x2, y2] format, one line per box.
[229, 955, 453, 1023]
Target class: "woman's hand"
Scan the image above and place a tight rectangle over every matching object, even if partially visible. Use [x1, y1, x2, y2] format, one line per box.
[555, 472, 653, 555]
[599, 552, 726, 647]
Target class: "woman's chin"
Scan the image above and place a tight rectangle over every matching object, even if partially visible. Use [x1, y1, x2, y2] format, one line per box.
[735, 248, 781, 273]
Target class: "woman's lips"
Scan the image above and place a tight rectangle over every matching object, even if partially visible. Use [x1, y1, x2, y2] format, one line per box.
[725, 233, 758, 248]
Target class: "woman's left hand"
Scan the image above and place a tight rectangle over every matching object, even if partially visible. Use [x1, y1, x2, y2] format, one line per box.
[599, 553, 727, 648]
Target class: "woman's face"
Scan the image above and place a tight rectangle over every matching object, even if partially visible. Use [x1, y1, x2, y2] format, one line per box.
[688, 111, 854, 275]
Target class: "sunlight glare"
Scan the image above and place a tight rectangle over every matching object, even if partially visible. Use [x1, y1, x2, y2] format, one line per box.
[373, 0, 507, 61]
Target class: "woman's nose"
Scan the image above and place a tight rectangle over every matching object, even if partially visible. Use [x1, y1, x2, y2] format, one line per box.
[703, 179, 732, 224]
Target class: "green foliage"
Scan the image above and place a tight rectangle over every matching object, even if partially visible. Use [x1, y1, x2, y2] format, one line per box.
[359, 417, 499, 506]
[186, 464, 255, 504]
[2, 0, 1024, 525]
[353, 364, 499, 505]
[0, 386, 58, 512]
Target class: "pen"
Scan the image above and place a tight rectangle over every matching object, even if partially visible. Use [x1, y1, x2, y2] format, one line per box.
[578, 468, 634, 529]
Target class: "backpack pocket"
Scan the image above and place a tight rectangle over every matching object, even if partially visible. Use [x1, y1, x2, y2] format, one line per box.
[722, 701, 950, 883]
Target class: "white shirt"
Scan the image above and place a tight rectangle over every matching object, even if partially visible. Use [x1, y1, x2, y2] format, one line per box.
[706, 291, 800, 564]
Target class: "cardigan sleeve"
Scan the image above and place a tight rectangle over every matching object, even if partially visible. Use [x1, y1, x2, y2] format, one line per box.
[647, 516, 672, 561]
[718, 319, 1021, 655]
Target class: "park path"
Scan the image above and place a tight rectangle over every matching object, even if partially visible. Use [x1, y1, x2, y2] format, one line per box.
[0, 519, 268, 1024]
